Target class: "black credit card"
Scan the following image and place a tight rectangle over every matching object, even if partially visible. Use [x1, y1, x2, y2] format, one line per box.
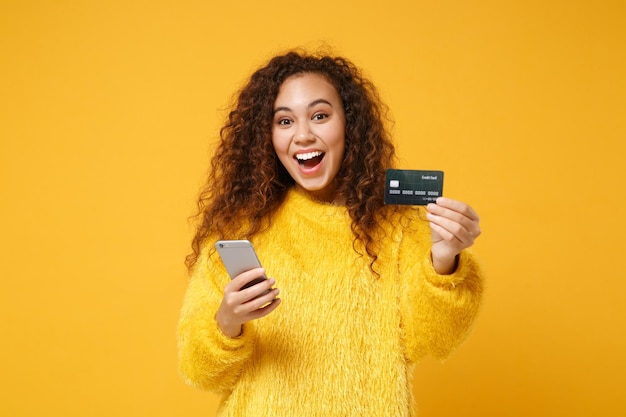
[384, 169, 444, 205]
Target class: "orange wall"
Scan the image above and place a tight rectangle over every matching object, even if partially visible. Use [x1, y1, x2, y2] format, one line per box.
[1, 1, 624, 416]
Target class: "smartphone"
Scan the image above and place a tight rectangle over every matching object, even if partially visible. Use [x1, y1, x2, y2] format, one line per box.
[215, 240, 267, 290]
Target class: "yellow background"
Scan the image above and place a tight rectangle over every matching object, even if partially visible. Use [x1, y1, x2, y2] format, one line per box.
[1, 1, 624, 416]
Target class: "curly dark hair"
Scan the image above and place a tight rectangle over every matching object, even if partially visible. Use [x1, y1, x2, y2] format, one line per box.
[186, 49, 398, 273]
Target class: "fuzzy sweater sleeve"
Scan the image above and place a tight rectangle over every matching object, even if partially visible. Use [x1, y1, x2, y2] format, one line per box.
[177, 244, 256, 393]
[399, 211, 485, 363]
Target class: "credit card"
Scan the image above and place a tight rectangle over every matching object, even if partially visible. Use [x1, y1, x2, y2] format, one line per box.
[384, 169, 444, 205]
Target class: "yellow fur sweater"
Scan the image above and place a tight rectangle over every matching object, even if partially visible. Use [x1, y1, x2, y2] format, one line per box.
[177, 188, 484, 416]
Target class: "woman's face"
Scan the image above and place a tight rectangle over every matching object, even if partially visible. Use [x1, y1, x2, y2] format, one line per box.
[272, 73, 346, 202]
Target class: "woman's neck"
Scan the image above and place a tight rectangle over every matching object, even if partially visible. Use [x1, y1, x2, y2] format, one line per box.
[294, 184, 345, 206]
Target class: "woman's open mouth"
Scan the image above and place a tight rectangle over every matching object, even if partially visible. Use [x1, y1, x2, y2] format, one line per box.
[295, 151, 325, 169]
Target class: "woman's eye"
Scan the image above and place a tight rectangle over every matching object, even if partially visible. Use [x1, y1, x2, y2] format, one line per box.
[277, 118, 291, 126]
[313, 113, 328, 121]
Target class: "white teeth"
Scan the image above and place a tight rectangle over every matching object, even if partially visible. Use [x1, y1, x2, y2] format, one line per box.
[295, 151, 323, 161]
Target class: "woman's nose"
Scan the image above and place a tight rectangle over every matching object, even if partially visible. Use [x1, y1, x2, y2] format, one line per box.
[294, 124, 314, 143]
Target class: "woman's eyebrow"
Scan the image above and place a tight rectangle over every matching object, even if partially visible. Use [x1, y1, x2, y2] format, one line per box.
[273, 99, 334, 114]
[273, 106, 291, 114]
[308, 99, 333, 108]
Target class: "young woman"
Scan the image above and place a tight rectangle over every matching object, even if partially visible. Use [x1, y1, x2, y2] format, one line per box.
[177, 50, 484, 417]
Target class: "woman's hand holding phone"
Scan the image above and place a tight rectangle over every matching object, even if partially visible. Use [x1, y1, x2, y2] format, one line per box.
[215, 267, 281, 338]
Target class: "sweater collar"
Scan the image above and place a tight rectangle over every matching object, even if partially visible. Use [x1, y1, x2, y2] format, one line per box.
[283, 187, 349, 223]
